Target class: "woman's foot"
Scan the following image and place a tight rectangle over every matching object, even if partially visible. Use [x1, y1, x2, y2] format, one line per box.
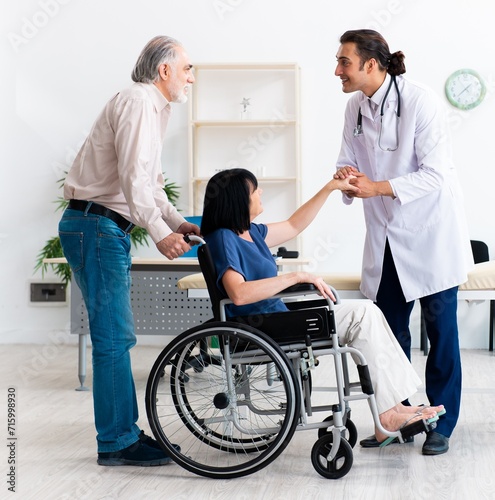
[397, 403, 444, 415]
[375, 407, 438, 443]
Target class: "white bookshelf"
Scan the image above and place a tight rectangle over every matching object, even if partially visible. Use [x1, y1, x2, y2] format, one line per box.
[188, 62, 302, 251]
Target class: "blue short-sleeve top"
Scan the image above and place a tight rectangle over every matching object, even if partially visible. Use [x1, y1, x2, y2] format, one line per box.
[204, 223, 288, 317]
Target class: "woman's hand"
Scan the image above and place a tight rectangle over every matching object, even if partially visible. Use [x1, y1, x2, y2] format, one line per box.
[326, 173, 360, 197]
[332, 166, 362, 197]
[331, 175, 360, 194]
[334, 165, 359, 179]
[296, 272, 336, 302]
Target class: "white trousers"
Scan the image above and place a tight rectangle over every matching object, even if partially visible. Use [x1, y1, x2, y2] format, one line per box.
[335, 302, 422, 414]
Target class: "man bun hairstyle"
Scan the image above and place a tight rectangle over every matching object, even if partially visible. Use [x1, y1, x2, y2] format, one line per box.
[340, 29, 406, 76]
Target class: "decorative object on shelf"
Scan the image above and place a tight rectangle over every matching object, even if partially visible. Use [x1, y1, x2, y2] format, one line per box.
[445, 68, 486, 110]
[240, 97, 251, 120]
[34, 174, 181, 284]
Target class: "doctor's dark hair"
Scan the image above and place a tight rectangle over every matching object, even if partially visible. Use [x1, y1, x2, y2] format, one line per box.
[131, 35, 182, 84]
[201, 168, 258, 236]
[340, 29, 406, 76]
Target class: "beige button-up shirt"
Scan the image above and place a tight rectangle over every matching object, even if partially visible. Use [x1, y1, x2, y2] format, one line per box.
[64, 82, 185, 244]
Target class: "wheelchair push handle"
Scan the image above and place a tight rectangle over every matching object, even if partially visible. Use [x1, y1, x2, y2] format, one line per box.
[184, 234, 206, 246]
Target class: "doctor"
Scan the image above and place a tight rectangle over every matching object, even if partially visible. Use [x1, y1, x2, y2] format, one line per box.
[333, 29, 473, 455]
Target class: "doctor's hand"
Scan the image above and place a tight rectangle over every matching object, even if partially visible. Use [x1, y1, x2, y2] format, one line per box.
[347, 173, 394, 199]
[334, 166, 362, 197]
[334, 166, 359, 179]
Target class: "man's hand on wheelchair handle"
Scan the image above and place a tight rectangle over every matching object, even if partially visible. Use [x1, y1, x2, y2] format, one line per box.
[156, 232, 193, 260]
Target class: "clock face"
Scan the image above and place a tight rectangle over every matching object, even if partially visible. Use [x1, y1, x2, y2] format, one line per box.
[445, 69, 486, 110]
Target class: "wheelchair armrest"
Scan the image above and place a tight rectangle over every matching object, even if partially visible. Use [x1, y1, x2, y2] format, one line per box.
[218, 283, 340, 321]
[280, 283, 317, 294]
[274, 283, 341, 305]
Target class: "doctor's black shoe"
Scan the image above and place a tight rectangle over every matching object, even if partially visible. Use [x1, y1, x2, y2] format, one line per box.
[97, 440, 173, 466]
[422, 431, 449, 456]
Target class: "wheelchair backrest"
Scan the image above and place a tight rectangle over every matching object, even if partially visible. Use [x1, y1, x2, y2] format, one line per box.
[197, 243, 334, 343]
[197, 243, 225, 321]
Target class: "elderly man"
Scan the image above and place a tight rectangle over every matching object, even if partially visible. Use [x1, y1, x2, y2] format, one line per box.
[59, 36, 199, 466]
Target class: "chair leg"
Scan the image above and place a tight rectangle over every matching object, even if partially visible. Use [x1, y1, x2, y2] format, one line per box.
[490, 300, 494, 352]
[420, 309, 428, 356]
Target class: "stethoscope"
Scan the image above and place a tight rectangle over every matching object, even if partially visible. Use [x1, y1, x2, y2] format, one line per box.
[353, 74, 401, 152]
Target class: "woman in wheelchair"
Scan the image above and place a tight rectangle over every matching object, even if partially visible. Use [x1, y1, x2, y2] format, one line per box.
[200, 168, 444, 445]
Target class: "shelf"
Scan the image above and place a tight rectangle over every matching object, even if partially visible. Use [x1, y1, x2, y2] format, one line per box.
[191, 176, 297, 184]
[191, 120, 297, 128]
[192, 63, 299, 71]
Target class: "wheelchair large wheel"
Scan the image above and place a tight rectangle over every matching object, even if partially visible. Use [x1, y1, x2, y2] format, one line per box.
[146, 321, 301, 479]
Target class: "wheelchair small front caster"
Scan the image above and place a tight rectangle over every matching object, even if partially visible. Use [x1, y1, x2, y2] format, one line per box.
[311, 434, 353, 479]
[317, 415, 358, 448]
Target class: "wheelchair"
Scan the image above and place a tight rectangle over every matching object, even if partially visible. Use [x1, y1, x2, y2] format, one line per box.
[145, 237, 428, 479]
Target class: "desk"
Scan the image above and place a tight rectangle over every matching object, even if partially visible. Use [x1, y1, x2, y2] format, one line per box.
[44, 257, 308, 390]
[45, 258, 210, 390]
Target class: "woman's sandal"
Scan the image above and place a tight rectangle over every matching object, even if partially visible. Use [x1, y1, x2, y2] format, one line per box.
[379, 414, 439, 447]
[417, 404, 447, 417]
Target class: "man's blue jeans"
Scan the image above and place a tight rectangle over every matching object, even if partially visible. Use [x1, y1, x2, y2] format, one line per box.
[59, 208, 141, 452]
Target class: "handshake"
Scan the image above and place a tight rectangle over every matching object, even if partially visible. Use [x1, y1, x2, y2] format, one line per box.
[333, 165, 394, 199]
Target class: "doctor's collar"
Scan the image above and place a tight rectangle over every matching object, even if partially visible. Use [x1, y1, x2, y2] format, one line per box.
[365, 73, 392, 108]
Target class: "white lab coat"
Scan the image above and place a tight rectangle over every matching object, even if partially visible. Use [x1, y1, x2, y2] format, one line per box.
[336, 74, 473, 302]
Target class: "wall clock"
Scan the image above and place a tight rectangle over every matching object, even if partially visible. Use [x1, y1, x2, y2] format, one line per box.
[445, 68, 486, 110]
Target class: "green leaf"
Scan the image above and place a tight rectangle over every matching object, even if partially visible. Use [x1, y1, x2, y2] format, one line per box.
[163, 178, 181, 208]
[34, 236, 71, 284]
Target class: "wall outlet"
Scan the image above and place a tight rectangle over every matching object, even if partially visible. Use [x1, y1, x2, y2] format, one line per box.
[30, 282, 67, 303]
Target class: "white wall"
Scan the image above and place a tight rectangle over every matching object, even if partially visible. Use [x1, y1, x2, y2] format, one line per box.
[1, 0, 494, 348]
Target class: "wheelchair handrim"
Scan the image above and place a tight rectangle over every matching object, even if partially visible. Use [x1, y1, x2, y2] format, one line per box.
[145, 322, 301, 479]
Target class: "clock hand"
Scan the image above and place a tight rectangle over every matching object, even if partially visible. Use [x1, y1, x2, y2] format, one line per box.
[457, 83, 472, 97]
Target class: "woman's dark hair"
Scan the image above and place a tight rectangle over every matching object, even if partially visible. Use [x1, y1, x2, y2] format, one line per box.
[340, 29, 406, 76]
[201, 168, 258, 236]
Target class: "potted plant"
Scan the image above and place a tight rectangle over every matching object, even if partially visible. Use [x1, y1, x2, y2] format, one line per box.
[35, 175, 181, 284]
